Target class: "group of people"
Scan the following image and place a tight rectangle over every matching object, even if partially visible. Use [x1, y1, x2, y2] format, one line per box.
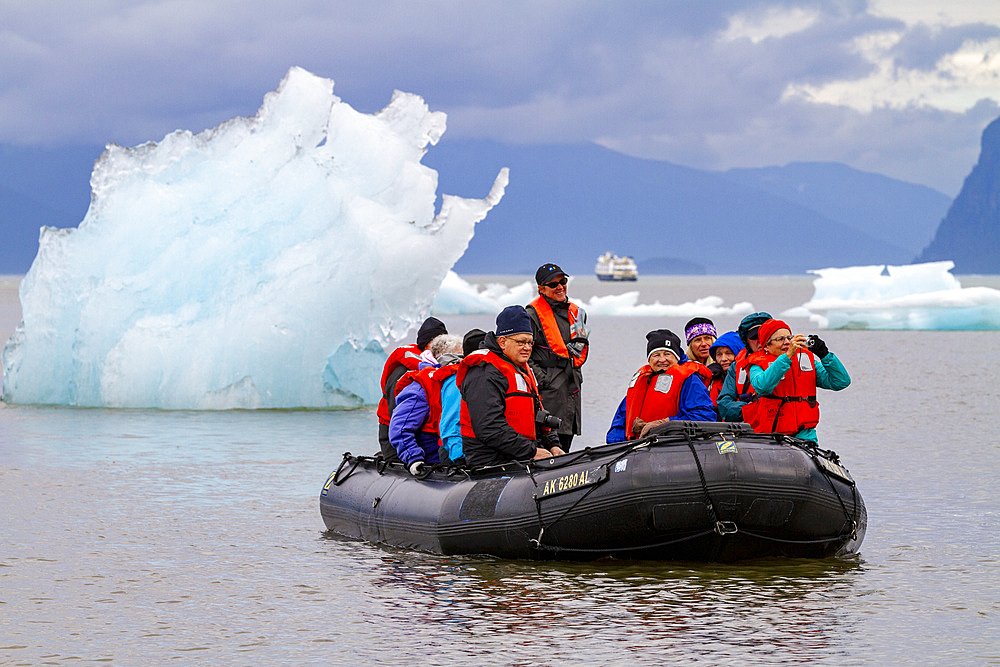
[377, 262, 851, 473]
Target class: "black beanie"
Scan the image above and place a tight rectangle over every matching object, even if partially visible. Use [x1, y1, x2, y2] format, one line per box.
[646, 329, 682, 361]
[462, 328, 487, 356]
[416, 317, 447, 350]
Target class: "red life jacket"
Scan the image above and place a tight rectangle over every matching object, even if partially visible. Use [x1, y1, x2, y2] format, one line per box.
[393, 364, 460, 440]
[744, 349, 820, 435]
[709, 376, 724, 406]
[376, 344, 422, 424]
[729, 348, 760, 424]
[528, 296, 588, 367]
[456, 349, 540, 440]
[624, 362, 709, 439]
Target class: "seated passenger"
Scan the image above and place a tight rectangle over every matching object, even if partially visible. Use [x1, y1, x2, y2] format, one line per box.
[606, 329, 716, 442]
[684, 317, 717, 369]
[436, 328, 487, 467]
[744, 319, 851, 443]
[716, 311, 771, 422]
[389, 333, 464, 475]
[457, 306, 565, 468]
[376, 316, 448, 462]
[706, 331, 745, 408]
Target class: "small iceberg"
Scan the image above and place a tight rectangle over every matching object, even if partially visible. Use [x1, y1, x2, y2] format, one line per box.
[787, 261, 1000, 330]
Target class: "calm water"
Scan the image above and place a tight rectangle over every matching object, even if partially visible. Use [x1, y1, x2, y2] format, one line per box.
[2, 275, 999, 664]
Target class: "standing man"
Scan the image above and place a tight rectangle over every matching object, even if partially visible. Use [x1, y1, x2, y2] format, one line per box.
[526, 263, 589, 451]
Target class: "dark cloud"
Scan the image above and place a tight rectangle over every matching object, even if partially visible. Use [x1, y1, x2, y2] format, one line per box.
[891, 22, 1000, 71]
[0, 0, 997, 194]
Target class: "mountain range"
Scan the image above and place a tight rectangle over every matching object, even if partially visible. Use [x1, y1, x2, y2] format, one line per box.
[0, 137, 961, 276]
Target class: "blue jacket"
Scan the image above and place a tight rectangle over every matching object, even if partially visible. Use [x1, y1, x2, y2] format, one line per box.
[709, 331, 744, 360]
[439, 374, 463, 462]
[747, 350, 851, 443]
[388, 362, 443, 466]
[606, 355, 717, 443]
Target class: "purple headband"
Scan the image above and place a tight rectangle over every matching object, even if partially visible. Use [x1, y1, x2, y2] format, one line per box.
[685, 322, 717, 344]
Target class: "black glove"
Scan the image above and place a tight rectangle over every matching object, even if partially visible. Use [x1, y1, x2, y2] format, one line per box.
[738, 392, 755, 402]
[408, 461, 426, 476]
[707, 362, 725, 381]
[807, 335, 829, 358]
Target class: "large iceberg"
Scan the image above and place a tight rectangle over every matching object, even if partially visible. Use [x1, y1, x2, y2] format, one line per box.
[786, 261, 1000, 330]
[1, 67, 507, 409]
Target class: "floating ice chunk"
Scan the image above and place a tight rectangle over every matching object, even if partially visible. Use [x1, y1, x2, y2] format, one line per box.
[788, 261, 1000, 330]
[580, 293, 754, 318]
[1, 67, 508, 408]
[431, 271, 534, 315]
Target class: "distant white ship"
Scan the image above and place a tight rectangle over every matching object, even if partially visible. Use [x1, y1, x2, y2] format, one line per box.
[595, 252, 638, 281]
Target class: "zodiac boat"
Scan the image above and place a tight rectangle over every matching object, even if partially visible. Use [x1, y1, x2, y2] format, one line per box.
[319, 421, 866, 562]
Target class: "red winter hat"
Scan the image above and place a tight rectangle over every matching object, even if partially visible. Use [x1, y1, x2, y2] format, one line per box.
[757, 319, 791, 346]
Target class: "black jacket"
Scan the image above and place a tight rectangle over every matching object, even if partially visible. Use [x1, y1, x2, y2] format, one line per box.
[460, 333, 560, 468]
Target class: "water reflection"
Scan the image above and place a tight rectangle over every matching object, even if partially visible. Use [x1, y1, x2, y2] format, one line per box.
[320, 533, 867, 663]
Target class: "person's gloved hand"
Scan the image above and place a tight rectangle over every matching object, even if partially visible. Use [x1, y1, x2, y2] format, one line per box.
[408, 461, 426, 476]
[807, 335, 829, 358]
[738, 392, 755, 403]
[707, 362, 725, 381]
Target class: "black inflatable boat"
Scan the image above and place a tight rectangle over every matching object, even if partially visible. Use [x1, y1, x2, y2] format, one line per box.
[319, 421, 866, 562]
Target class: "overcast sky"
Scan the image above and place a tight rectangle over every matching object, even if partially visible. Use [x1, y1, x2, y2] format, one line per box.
[2, 1, 999, 195]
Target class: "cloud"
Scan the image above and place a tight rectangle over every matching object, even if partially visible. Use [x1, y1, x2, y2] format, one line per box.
[0, 0, 998, 195]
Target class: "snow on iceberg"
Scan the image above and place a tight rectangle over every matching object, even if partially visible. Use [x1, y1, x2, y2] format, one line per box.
[1, 67, 508, 409]
[431, 272, 753, 318]
[786, 261, 1000, 330]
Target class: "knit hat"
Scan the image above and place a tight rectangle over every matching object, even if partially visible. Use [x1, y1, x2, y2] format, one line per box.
[416, 317, 448, 350]
[462, 328, 487, 356]
[709, 331, 745, 360]
[646, 329, 682, 362]
[684, 317, 717, 344]
[737, 311, 772, 346]
[535, 263, 566, 285]
[757, 319, 791, 347]
[496, 305, 533, 337]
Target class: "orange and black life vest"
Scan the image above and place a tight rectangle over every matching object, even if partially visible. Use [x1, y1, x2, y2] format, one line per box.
[394, 364, 460, 440]
[376, 344, 422, 424]
[624, 362, 710, 439]
[744, 349, 820, 435]
[729, 348, 760, 423]
[456, 349, 540, 440]
[528, 296, 588, 367]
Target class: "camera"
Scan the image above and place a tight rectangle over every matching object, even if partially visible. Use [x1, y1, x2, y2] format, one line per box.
[806, 335, 818, 348]
[535, 409, 562, 429]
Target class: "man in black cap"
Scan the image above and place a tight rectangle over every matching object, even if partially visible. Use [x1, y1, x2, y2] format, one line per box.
[526, 263, 589, 451]
[456, 306, 564, 467]
[376, 316, 447, 462]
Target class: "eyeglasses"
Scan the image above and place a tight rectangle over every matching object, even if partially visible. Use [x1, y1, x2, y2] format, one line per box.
[768, 335, 793, 345]
[504, 337, 534, 348]
[748, 327, 760, 341]
[543, 277, 568, 288]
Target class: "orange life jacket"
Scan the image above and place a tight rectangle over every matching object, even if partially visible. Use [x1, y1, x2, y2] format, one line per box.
[624, 362, 710, 439]
[456, 349, 540, 440]
[394, 364, 460, 440]
[709, 376, 724, 406]
[730, 348, 760, 424]
[528, 296, 588, 367]
[744, 349, 820, 435]
[376, 344, 422, 424]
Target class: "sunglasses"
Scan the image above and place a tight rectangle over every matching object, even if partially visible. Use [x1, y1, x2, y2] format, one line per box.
[748, 327, 760, 340]
[543, 277, 568, 288]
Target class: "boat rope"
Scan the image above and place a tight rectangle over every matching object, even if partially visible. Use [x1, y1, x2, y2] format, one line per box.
[532, 528, 718, 555]
[683, 432, 735, 537]
[784, 435, 862, 541]
[331, 452, 362, 486]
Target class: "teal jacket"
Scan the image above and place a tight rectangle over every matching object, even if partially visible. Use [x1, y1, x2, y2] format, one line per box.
[747, 351, 850, 443]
